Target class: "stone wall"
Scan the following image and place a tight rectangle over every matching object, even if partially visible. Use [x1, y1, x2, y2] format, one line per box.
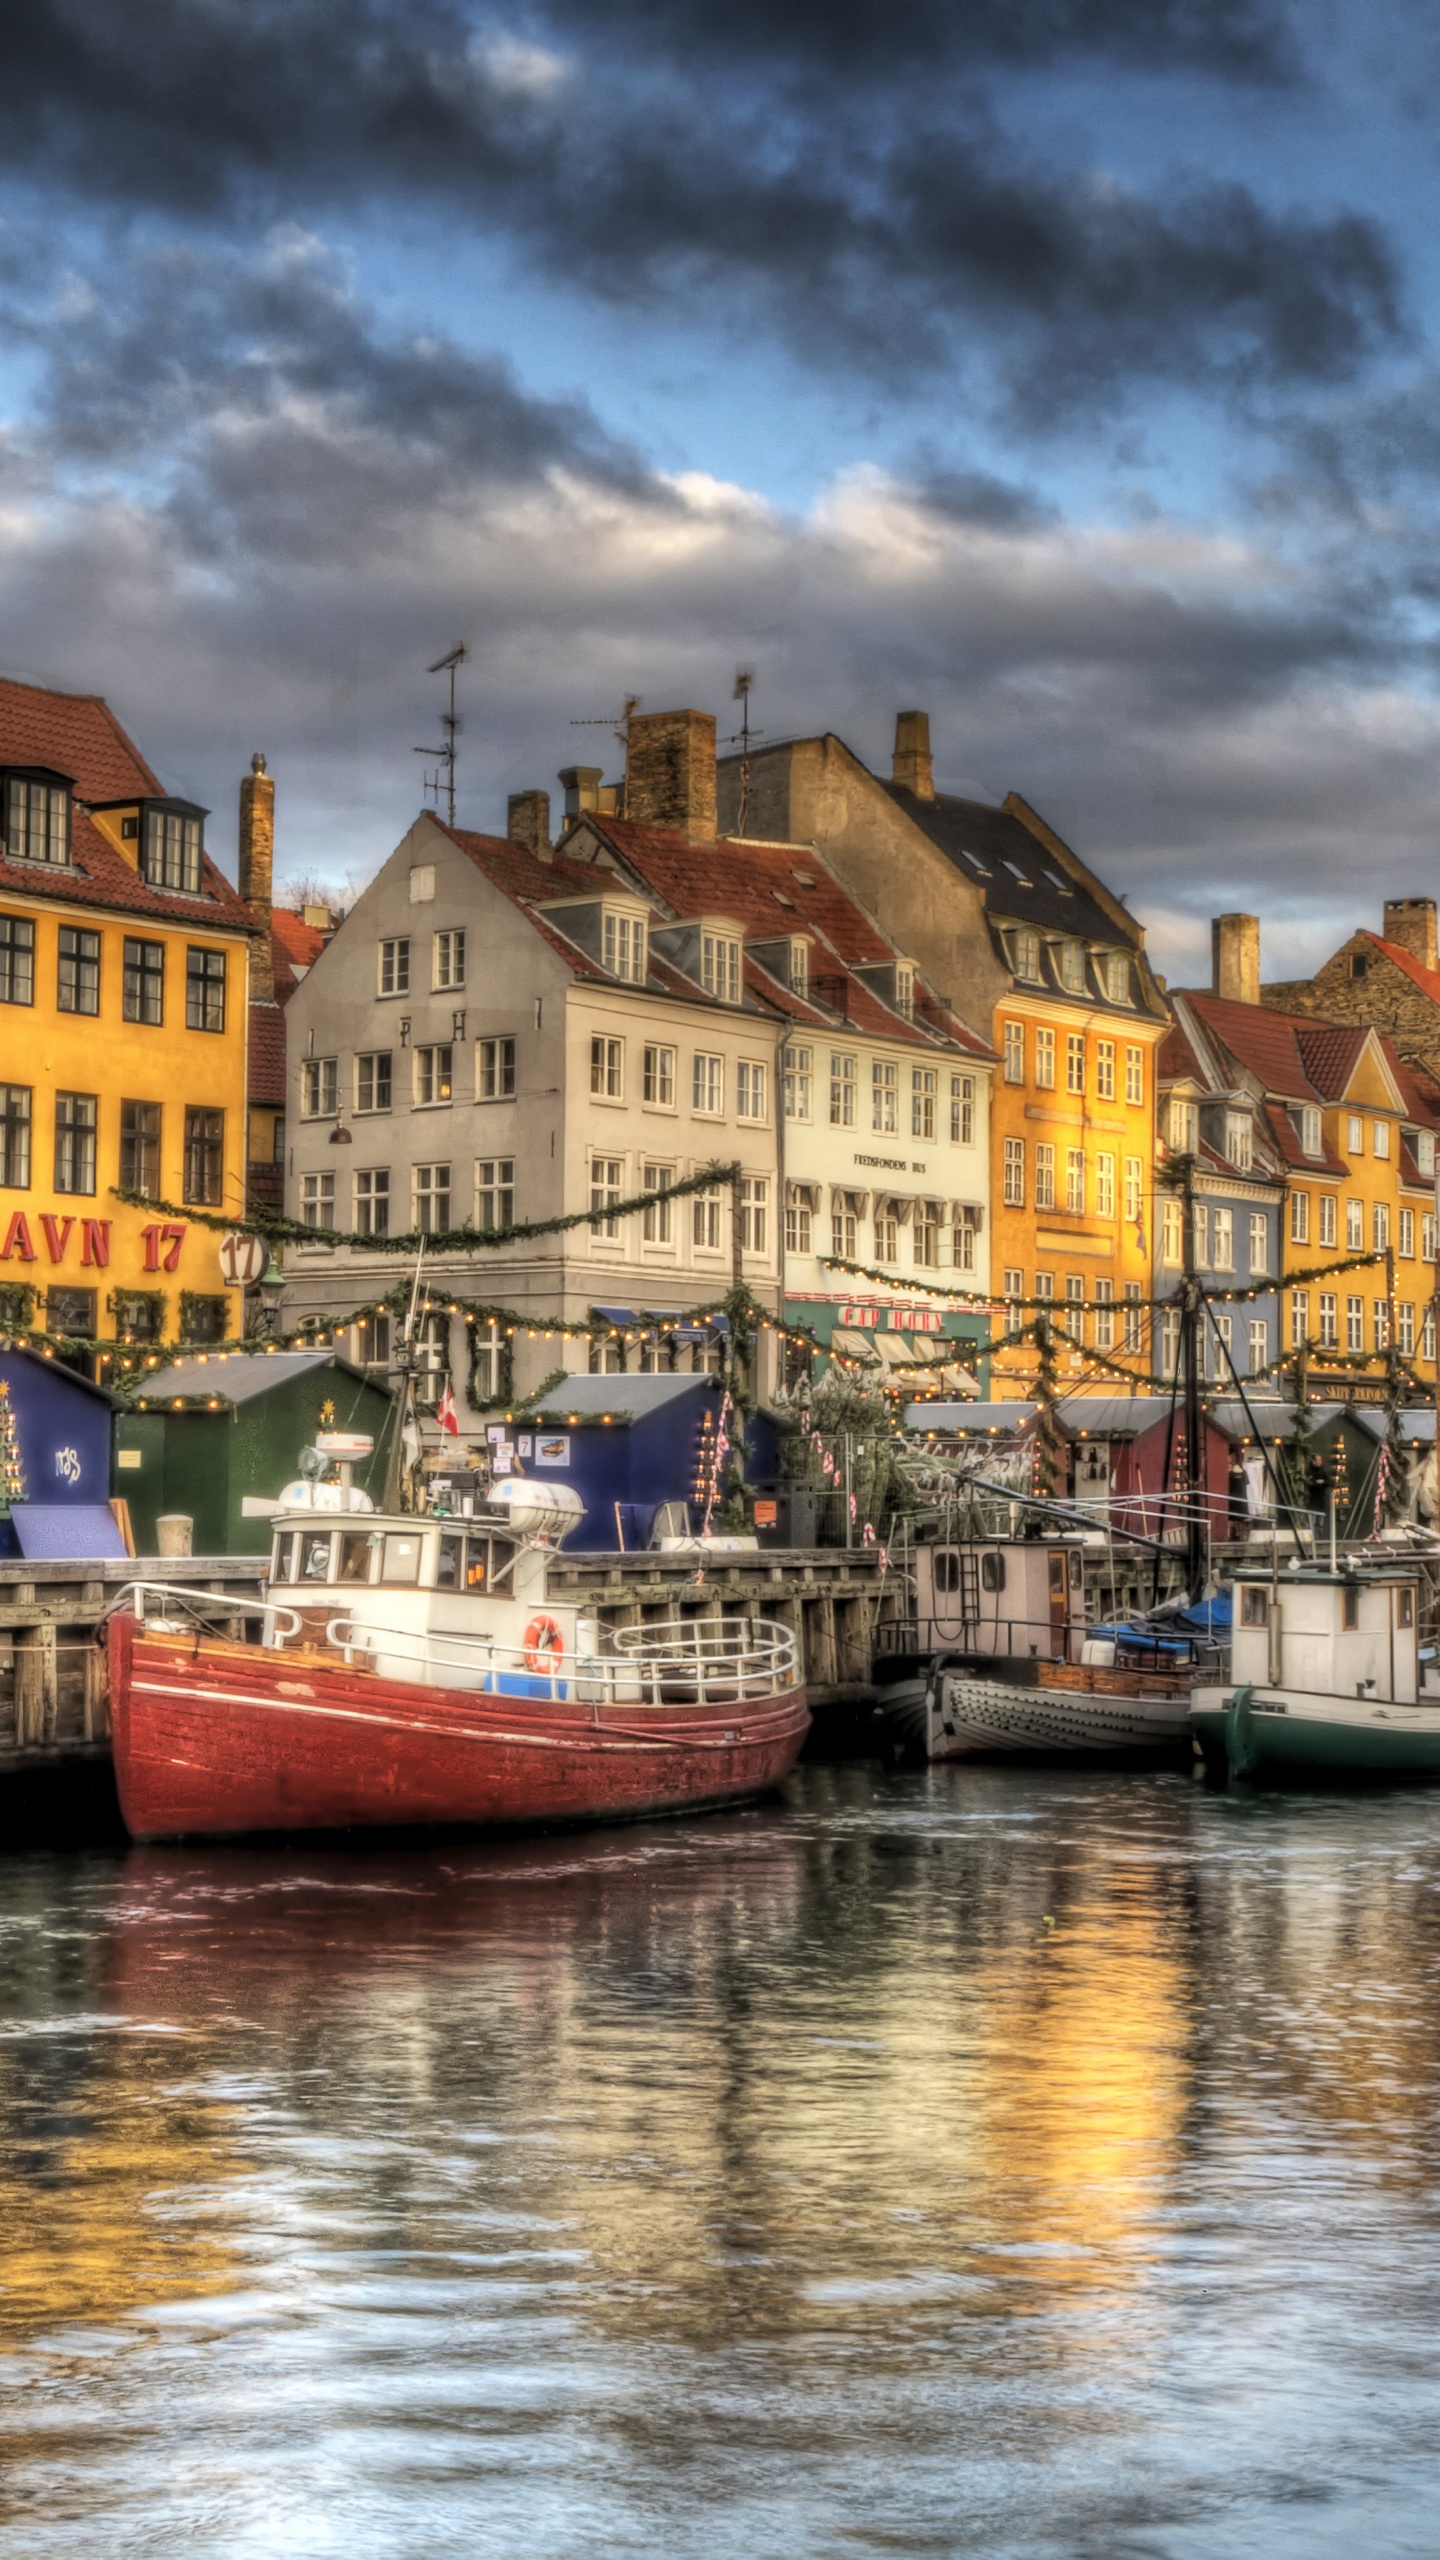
[1263, 935, 1440, 1083]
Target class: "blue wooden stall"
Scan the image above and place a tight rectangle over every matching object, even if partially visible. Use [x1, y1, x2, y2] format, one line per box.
[485, 1373, 776, 1550]
[0, 1349, 123, 1558]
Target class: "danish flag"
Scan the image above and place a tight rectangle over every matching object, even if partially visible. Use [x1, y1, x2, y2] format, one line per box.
[436, 1380, 461, 1438]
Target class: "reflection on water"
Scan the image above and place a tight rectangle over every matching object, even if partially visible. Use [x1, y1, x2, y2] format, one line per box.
[5, 1766, 1440, 2555]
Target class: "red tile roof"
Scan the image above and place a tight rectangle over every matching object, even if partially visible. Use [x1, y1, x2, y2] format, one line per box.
[248, 999, 287, 1107]
[271, 906, 329, 999]
[0, 676, 255, 936]
[1360, 931, 1440, 1007]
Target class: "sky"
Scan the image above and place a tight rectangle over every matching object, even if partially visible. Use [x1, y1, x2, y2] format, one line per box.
[4, 1, 1440, 987]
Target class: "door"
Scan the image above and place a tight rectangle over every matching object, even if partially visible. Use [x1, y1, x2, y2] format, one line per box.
[1048, 1551, 1069, 1660]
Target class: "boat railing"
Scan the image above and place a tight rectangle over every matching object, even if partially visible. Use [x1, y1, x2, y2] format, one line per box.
[109, 1581, 304, 1642]
[324, 1614, 798, 1704]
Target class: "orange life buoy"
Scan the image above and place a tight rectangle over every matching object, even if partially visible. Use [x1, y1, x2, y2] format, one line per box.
[523, 1613, 565, 1678]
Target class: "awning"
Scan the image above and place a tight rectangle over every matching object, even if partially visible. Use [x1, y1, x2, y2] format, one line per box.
[591, 1304, 639, 1327]
[832, 1326, 884, 1361]
[785, 1178, 822, 1210]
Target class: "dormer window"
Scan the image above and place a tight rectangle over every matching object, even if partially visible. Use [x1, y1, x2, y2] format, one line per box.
[141, 800, 205, 895]
[1418, 1131, 1436, 1177]
[3, 770, 71, 867]
[1103, 952, 1130, 1002]
[1226, 1112, 1252, 1171]
[788, 939, 809, 997]
[1013, 928, 1042, 982]
[1299, 1106, 1322, 1158]
[1058, 939, 1086, 994]
[1169, 1097, 1199, 1152]
[894, 963, 914, 1019]
[701, 929, 742, 1004]
[602, 908, 647, 984]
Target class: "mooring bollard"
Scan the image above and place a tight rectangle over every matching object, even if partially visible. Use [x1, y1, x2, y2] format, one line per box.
[156, 1516, 193, 1558]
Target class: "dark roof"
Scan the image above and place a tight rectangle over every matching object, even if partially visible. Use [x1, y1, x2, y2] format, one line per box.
[248, 999, 287, 1107]
[532, 1371, 721, 1420]
[0, 676, 255, 936]
[137, 1349, 378, 1406]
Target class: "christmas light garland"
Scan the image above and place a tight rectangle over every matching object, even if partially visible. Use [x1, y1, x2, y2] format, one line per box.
[112, 1161, 743, 1255]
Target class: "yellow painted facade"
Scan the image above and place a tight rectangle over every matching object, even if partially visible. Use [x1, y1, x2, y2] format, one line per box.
[990, 991, 1166, 1391]
[1279, 1047, 1438, 1382]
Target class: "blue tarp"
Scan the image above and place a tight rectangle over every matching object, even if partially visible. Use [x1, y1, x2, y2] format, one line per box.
[10, 1503, 127, 1560]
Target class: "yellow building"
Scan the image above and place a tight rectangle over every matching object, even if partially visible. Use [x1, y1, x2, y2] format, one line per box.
[0, 678, 255, 1360]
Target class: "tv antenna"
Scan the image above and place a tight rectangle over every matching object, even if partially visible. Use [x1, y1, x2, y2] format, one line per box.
[724, 667, 762, 835]
[414, 643, 469, 826]
[570, 694, 642, 755]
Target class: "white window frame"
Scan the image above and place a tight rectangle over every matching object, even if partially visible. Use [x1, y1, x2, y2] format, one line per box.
[591, 1035, 624, 1103]
[693, 1052, 724, 1116]
[432, 928, 466, 991]
[378, 937, 410, 998]
[643, 1043, 676, 1109]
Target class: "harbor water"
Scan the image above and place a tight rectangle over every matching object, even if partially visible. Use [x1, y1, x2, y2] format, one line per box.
[4, 1763, 1440, 2556]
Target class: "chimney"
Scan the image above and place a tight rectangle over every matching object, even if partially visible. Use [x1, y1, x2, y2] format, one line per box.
[892, 710, 934, 801]
[1211, 913, 1260, 1006]
[623, 709, 717, 844]
[238, 751, 275, 1000]
[1383, 896, 1438, 972]
[302, 903, 336, 939]
[508, 789, 552, 859]
[557, 766, 603, 823]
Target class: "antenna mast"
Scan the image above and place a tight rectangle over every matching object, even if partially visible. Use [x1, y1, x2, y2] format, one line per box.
[727, 667, 758, 835]
[414, 644, 470, 826]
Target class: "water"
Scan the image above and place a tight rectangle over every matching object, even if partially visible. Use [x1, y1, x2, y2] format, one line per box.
[4, 1764, 1440, 2557]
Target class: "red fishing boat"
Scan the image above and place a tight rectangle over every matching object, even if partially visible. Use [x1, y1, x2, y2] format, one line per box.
[106, 1465, 809, 1842]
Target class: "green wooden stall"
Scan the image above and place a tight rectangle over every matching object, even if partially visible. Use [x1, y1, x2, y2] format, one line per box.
[113, 1351, 393, 1557]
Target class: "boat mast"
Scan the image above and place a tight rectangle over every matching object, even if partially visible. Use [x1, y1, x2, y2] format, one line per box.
[1179, 1153, 1206, 1600]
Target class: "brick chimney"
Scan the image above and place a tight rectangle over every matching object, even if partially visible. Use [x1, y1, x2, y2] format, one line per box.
[624, 709, 717, 844]
[507, 789, 551, 859]
[1383, 896, 1438, 972]
[238, 751, 275, 1000]
[1212, 912, 1259, 1006]
[892, 710, 934, 800]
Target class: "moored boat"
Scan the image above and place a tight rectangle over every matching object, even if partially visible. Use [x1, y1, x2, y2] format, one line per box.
[1191, 1556, 1440, 1783]
[106, 1448, 809, 1841]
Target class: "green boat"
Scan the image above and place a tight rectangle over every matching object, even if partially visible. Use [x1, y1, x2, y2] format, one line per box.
[1191, 1557, 1440, 1783]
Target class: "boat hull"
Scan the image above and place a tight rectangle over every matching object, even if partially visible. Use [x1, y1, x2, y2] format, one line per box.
[107, 1617, 811, 1842]
[1191, 1683, 1440, 1784]
[928, 1665, 1191, 1762]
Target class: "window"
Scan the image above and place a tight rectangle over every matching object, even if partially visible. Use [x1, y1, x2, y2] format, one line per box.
[356, 1052, 392, 1114]
[1291, 1290, 1309, 1348]
[1066, 1033, 1085, 1095]
[476, 1158, 515, 1232]
[789, 941, 809, 997]
[1094, 1153, 1115, 1218]
[1034, 1143, 1055, 1210]
[185, 947, 226, 1033]
[1105, 953, 1130, 1004]
[1124, 1158, 1143, 1224]
[1169, 1097, 1198, 1152]
[1002, 1022, 1024, 1083]
[57, 926, 99, 1015]
[694, 1185, 724, 1250]
[893, 964, 914, 1019]
[912, 1067, 936, 1140]
[0, 916, 34, 1007]
[122, 937, 163, 1025]
[1212, 1208, 1234, 1272]
[1374, 1301, 1390, 1353]
[950, 1074, 974, 1145]
[829, 1052, 857, 1126]
[433, 928, 466, 990]
[1346, 1199, 1364, 1251]
[588, 1156, 624, 1238]
[1034, 1028, 1055, 1090]
[740, 1177, 768, 1253]
[414, 1044, 453, 1106]
[119, 1100, 160, 1197]
[1427, 1212, 1437, 1264]
[1210, 1312, 1234, 1384]
[785, 1187, 813, 1255]
[1123, 1282, 1142, 1353]
[1058, 939, 1086, 993]
[1003, 1137, 1025, 1208]
[831, 1194, 858, 1259]
[1013, 929, 1042, 982]
[1373, 1203, 1390, 1252]
[301, 1058, 338, 1118]
[1003, 1267, 1023, 1323]
[1373, 1119, 1390, 1160]
[1034, 1271, 1055, 1303]
[1300, 1106, 1322, 1158]
[1399, 1301, 1416, 1356]
[1346, 1293, 1364, 1352]
[0, 1087, 29, 1189]
[1347, 1114, 1363, 1154]
[413, 1163, 451, 1232]
[1427, 1305, 1437, 1362]
[1401, 1207, 1416, 1258]
[700, 932, 741, 1003]
[644, 1043, 675, 1107]
[1094, 1278, 1114, 1351]
[409, 864, 434, 904]
[591, 1036, 623, 1101]
[182, 1107, 223, 1205]
[737, 1060, 767, 1120]
[1242, 1587, 1270, 1629]
[913, 1201, 940, 1267]
[1065, 1275, 1084, 1339]
[641, 1164, 673, 1245]
[1249, 1212, 1270, 1276]
[1096, 1040, 1115, 1101]
[1162, 1198, 1183, 1264]
[469, 1319, 500, 1400]
[271, 1115, 285, 1163]
[142, 805, 202, 894]
[378, 937, 410, 997]
[354, 1169, 390, 1236]
[1291, 1192, 1310, 1245]
[478, 1036, 516, 1100]
[783, 1045, 812, 1121]
[1125, 1047, 1144, 1107]
[1192, 1202, 1209, 1264]
[4, 774, 69, 866]
[953, 1207, 978, 1273]
[1226, 1114, 1252, 1171]
[48, 1286, 96, 1338]
[1419, 1131, 1436, 1177]
[872, 1059, 898, 1133]
[603, 911, 647, 983]
[54, 1092, 96, 1195]
[693, 1052, 724, 1114]
[1320, 1194, 1337, 1248]
[1064, 1148, 1085, 1215]
[1319, 1291, 1338, 1348]
[874, 1202, 899, 1262]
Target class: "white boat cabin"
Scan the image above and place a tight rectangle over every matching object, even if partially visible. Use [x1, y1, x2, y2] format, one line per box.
[915, 1538, 1087, 1663]
[1230, 1566, 1424, 1706]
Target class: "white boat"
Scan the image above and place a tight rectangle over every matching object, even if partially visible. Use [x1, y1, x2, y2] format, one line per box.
[1191, 1557, 1440, 1783]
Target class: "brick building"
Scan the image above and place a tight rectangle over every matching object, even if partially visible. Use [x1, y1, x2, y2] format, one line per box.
[1263, 896, 1440, 1085]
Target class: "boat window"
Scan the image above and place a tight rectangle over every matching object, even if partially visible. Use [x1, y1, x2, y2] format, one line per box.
[270, 1533, 296, 1583]
[980, 1552, 1006, 1593]
[437, 1534, 465, 1591]
[1342, 1587, 1360, 1630]
[1241, 1587, 1269, 1627]
[1047, 1555, 1066, 1597]
[933, 1551, 961, 1594]
[489, 1538, 517, 1587]
[464, 1538, 489, 1592]
[338, 1532, 377, 1585]
[1397, 1586, 1415, 1628]
[300, 1534, 335, 1582]
[381, 1532, 423, 1585]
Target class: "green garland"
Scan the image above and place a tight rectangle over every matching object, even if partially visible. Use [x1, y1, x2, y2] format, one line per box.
[112, 1160, 742, 1254]
[821, 1246, 1395, 1317]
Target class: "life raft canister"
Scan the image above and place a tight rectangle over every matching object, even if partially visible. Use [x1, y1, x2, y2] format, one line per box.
[523, 1613, 566, 1677]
